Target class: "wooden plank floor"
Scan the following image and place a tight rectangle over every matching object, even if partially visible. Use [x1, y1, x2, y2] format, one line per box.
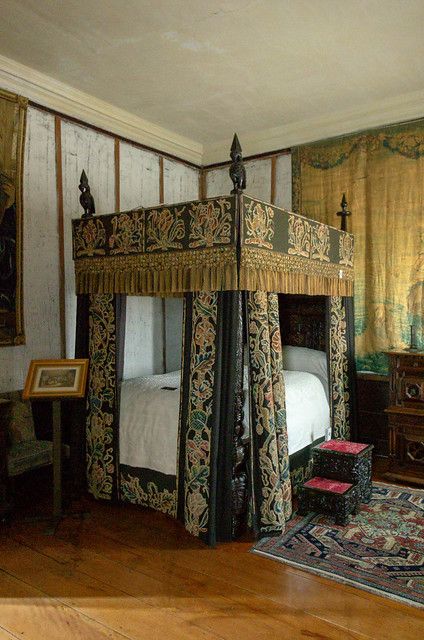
[0, 490, 423, 640]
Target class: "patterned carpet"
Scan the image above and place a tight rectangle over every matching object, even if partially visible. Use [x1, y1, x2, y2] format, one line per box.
[253, 482, 424, 608]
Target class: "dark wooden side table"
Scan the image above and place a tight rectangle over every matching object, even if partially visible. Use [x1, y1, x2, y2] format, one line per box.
[384, 351, 424, 486]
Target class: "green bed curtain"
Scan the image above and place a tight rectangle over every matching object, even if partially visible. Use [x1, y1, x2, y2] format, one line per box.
[247, 291, 292, 538]
[293, 120, 424, 373]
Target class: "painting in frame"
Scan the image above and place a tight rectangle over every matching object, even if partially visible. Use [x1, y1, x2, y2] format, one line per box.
[0, 88, 28, 346]
[23, 359, 89, 400]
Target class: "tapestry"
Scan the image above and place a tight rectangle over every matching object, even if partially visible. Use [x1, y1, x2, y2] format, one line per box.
[247, 291, 292, 537]
[253, 483, 424, 608]
[0, 89, 27, 346]
[86, 294, 117, 500]
[292, 121, 424, 373]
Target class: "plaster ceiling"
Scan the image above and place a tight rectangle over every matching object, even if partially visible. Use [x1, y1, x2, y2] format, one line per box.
[1, 0, 424, 163]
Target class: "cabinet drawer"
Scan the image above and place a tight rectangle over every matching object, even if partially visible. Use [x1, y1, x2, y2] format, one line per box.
[395, 354, 424, 375]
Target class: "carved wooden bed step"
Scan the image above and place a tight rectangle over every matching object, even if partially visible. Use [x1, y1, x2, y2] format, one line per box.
[312, 439, 374, 503]
[298, 476, 360, 525]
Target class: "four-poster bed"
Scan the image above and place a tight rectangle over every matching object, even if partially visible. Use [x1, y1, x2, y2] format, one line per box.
[71, 136, 356, 545]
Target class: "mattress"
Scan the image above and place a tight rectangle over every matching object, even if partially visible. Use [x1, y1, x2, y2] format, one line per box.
[119, 369, 330, 477]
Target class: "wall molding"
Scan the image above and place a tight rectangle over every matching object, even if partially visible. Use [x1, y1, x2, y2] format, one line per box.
[202, 90, 424, 165]
[0, 53, 203, 166]
[2, 53, 424, 167]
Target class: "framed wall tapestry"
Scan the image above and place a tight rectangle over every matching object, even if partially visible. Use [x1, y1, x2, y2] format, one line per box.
[0, 88, 27, 346]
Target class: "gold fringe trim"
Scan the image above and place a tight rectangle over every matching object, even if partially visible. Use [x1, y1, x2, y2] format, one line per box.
[75, 246, 238, 295]
[240, 248, 354, 296]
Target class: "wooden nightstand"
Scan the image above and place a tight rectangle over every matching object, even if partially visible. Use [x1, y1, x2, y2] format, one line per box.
[385, 351, 424, 486]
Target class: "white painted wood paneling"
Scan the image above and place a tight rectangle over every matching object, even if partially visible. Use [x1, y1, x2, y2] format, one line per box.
[0, 107, 59, 392]
[120, 143, 163, 379]
[164, 297, 184, 373]
[119, 143, 160, 209]
[61, 121, 115, 358]
[124, 296, 164, 378]
[163, 159, 199, 204]
[274, 154, 292, 210]
[205, 166, 230, 198]
[243, 158, 272, 202]
[163, 159, 199, 371]
[206, 158, 272, 202]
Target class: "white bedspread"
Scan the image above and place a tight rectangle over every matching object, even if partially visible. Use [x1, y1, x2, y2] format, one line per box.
[119, 369, 329, 476]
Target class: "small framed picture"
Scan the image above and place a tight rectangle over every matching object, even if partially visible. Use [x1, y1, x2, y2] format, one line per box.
[23, 359, 89, 400]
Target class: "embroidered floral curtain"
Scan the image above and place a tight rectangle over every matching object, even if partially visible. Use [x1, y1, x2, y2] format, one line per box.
[327, 296, 356, 440]
[247, 291, 292, 537]
[293, 120, 424, 373]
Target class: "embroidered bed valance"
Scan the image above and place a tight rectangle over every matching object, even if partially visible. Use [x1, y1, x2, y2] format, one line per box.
[72, 195, 354, 297]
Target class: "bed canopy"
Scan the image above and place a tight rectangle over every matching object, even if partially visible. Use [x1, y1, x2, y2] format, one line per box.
[72, 135, 356, 545]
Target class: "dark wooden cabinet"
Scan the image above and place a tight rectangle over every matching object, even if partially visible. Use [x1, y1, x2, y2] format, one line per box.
[385, 351, 424, 486]
[356, 373, 389, 456]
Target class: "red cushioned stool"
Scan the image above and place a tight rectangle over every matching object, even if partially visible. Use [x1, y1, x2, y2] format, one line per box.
[312, 440, 374, 503]
[298, 477, 360, 525]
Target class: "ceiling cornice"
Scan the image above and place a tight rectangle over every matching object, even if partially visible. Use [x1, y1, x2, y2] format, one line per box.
[0, 53, 203, 166]
[202, 90, 424, 165]
[1, 53, 424, 168]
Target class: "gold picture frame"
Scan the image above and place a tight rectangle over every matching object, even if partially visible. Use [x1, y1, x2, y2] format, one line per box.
[23, 359, 89, 400]
[0, 89, 28, 346]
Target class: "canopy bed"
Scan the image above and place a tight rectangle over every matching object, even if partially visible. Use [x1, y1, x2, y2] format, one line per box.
[71, 136, 356, 545]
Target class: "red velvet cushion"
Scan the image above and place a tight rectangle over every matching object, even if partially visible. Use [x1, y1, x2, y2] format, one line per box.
[319, 439, 369, 454]
[304, 476, 353, 494]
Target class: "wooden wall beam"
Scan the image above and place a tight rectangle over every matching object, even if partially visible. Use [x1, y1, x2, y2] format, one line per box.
[270, 156, 277, 205]
[54, 115, 66, 358]
[114, 138, 120, 211]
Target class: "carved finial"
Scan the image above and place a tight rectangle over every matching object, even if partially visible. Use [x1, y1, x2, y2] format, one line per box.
[229, 133, 246, 195]
[337, 193, 351, 232]
[79, 170, 96, 218]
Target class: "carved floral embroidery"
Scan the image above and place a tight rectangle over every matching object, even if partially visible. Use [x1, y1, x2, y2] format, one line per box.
[74, 218, 106, 257]
[329, 296, 350, 440]
[120, 473, 177, 517]
[184, 292, 217, 538]
[339, 233, 354, 267]
[288, 215, 310, 258]
[109, 210, 144, 254]
[87, 294, 116, 500]
[189, 199, 232, 248]
[146, 207, 185, 252]
[244, 200, 274, 249]
[311, 223, 330, 262]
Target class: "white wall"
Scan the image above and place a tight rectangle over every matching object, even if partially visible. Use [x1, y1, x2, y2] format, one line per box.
[205, 154, 292, 206]
[1, 107, 291, 392]
[163, 158, 199, 373]
[0, 106, 200, 392]
[120, 143, 163, 379]
[0, 108, 60, 391]
[61, 120, 116, 359]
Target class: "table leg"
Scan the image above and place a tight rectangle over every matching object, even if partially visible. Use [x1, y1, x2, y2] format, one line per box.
[51, 400, 62, 525]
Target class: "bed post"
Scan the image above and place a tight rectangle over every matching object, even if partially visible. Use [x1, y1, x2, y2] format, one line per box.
[229, 135, 249, 537]
[71, 170, 96, 498]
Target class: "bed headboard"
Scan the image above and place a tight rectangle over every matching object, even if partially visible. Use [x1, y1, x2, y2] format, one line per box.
[279, 294, 326, 352]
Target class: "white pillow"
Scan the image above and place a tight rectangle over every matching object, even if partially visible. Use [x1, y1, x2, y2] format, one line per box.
[282, 345, 329, 399]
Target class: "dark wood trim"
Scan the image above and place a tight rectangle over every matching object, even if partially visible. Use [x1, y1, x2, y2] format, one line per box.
[159, 156, 165, 204]
[54, 115, 66, 358]
[199, 169, 206, 199]
[114, 138, 120, 211]
[270, 156, 277, 204]
[204, 148, 291, 171]
[28, 100, 200, 170]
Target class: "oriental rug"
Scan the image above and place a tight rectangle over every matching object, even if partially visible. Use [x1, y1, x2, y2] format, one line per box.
[253, 483, 424, 608]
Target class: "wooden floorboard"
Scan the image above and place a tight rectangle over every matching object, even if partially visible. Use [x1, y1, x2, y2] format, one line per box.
[0, 491, 423, 640]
